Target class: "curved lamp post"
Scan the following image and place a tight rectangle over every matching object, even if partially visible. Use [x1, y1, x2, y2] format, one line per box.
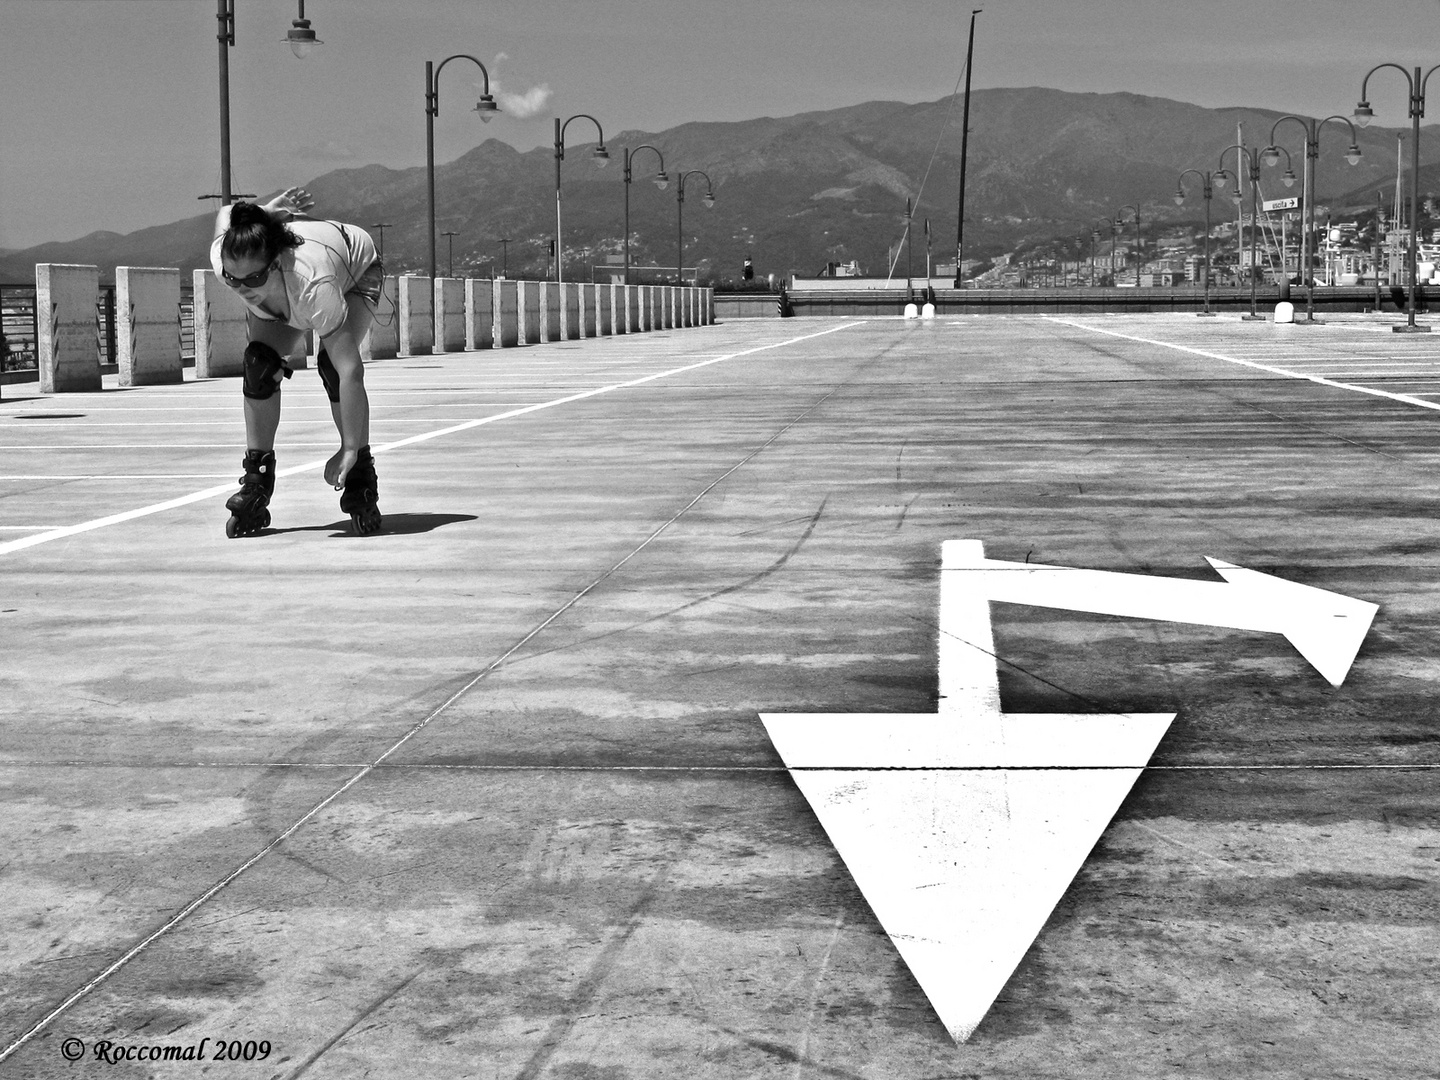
[210, 1, 317, 205]
[555, 114, 610, 283]
[623, 145, 669, 286]
[676, 170, 716, 286]
[1356, 64, 1440, 332]
[425, 55, 498, 287]
[1265, 115, 1362, 323]
[1216, 144, 1267, 320]
[1173, 169, 1220, 316]
[1114, 205, 1142, 286]
[1091, 217, 1116, 285]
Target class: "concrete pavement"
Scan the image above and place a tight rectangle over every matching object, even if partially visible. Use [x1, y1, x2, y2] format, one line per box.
[2, 314, 1438, 1077]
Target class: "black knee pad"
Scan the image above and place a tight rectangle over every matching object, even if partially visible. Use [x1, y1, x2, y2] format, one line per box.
[316, 348, 340, 404]
[242, 341, 293, 400]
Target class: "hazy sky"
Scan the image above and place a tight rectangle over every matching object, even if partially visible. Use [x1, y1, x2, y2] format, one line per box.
[3, 0, 1440, 248]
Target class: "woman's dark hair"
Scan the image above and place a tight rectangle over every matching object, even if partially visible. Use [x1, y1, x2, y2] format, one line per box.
[221, 201, 302, 264]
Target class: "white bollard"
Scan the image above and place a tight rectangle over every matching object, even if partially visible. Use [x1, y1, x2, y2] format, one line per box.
[1274, 301, 1295, 324]
[465, 278, 494, 350]
[904, 303, 919, 319]
[398, 274, 433, 356]
[434, 277, 465, 352]
[116, 266, 183, 386]
[193, 269, 249, 377]
[36, 263, 102, 392]
[921, 302, 936, 319]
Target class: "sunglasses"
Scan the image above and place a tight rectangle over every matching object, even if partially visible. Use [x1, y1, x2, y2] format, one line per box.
[222, 260, 277, 289]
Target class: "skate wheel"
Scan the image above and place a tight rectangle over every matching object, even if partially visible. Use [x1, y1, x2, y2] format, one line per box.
[225, 515, 240, 538]
[350, 509, 382, 536]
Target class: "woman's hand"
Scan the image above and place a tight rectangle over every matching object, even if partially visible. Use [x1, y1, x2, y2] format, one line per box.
[263, 186, 315, 220]
[324, 446, 358, 490]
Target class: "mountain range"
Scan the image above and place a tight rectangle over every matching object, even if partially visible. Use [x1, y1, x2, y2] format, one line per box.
[5, 86, 1438, 286]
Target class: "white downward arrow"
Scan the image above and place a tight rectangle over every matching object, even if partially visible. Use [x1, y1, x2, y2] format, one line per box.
[761, 539, 1376, 1043]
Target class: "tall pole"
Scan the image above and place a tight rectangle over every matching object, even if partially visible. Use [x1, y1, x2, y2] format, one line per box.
[555, 117, 564, 283]
[426, 61, 437, 287]
[1409, 67, 1422, 329]
[677, 179, 685, 285]
[371, 223, 393, 264]
[1202, 185, 1212, 315]
[217, 0, 234, 205]
[954, 9, 980, 287]
[1302, 123, 1315, 320]
[499, 238, 510, 277]
[906, 197, 914, 299]
[624, 147, 633, 287]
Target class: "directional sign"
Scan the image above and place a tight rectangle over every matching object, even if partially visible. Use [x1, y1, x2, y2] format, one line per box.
[761, 539, 1376, 1043]
[1263, 196, 1302, 212]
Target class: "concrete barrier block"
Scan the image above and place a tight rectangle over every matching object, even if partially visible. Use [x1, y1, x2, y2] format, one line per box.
[518, 280, 542, 344]
[398, 274, 433, 355]
[466, 278, 494, 350]
[193, 269, 249, 378]
[683, 287, 694, 327]
[596, 284, 613, 336]
[434, 276, 465, 352]
[494, 279, 519, 347]
[117, 266, 183, 386]
[36, 263, 101, 393]
[363, 276, 400, 360]
[557, 283, 578, 340]
[628, 285, 641, 333]
[665, 286, 677, 329]
[539, 281, 562, 343]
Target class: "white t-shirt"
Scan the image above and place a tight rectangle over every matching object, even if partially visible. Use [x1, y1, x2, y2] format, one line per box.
[211, 218, 377, 339]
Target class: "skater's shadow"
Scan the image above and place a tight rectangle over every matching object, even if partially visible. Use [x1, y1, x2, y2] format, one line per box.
[262, 512, 478, 537]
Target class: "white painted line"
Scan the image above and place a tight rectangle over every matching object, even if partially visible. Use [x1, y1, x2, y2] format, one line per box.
[0, 443, 342, 450]
[1046, 318, 1440, 413]
[0, 323, 862, 558]
[0, 475, 233, 480]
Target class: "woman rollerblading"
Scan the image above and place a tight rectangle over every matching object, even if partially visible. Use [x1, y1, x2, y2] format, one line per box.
[213, 187, 385, 536]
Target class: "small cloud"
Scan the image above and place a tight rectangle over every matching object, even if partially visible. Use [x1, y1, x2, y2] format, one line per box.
[494, 81, 551, 119]
[493, 51, 510, 64]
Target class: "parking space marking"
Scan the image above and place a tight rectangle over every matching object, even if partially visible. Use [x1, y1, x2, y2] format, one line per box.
[1048, 318, 1440, 413]
[0, 323, 861, 558]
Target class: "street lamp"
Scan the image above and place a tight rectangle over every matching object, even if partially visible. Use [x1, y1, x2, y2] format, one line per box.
[211, 1, 317, 205]
[441, 231, 457, 277]
[1091, 217, 1116, 285]
[284, 0, 322, 58]
[370, 222, 394, 264]
[676, 170, 716, 287]
[623, 145, 669, 286]
[1356, 64, 1440, 332]
[1265, 115, 1362, 323]
[425, 55, 498, 288]
[1215, 144, 1266, 320]
[554, 115, 610, 283]
[1115, 204, 1142, 286]
[1174, 169, 1219, 316]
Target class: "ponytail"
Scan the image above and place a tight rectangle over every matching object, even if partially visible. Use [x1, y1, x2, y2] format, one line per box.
[222, 201, 302, 264]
